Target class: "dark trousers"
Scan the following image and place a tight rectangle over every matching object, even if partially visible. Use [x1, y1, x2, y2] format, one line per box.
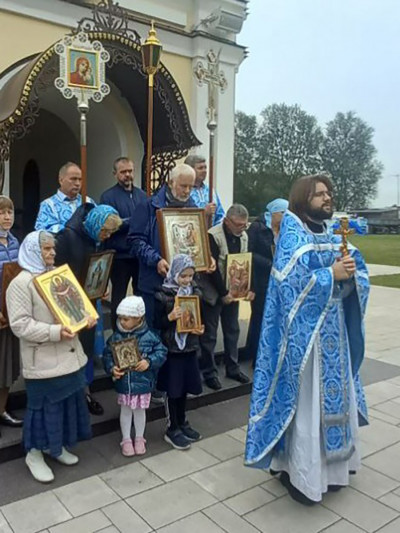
[199, 300, 240, 379]
[110, 257, 139, 327]
[246, 289, 267, 364]
[166, 395, 186, 430]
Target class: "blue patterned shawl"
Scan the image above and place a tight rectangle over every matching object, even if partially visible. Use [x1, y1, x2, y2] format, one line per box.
[83, 205, 118, 243]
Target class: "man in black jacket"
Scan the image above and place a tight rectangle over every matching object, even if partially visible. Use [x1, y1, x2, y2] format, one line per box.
[100, 157, 146, 326]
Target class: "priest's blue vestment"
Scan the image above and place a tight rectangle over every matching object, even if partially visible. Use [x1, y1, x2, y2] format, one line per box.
[245, 210, 369, 500]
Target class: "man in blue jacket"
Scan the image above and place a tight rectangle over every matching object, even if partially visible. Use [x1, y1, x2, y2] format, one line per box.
[128, 164, 196, 327]
[100, 157, 146, 326]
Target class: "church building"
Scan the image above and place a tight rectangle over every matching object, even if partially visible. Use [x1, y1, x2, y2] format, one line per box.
[0, 0, 248, 237]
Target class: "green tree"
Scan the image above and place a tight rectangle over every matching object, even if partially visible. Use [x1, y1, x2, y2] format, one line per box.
[258, 103, 323, 189]
[321, 112, 383, 210]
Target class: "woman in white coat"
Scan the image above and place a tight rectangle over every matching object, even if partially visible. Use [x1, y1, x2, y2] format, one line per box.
[6, 231, 96, 483]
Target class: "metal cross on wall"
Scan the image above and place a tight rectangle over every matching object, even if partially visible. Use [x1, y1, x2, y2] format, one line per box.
[194, 50, 228, 203]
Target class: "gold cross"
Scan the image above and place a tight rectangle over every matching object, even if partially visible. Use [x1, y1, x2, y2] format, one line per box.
[334, 217, 355, 257]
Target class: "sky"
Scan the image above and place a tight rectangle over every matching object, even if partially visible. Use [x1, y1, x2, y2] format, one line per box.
[235, 0, 400, 208]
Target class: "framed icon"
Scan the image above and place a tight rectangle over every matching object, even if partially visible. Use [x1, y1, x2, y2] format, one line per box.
[83, 250, 115, 300]
[175, 295, 202, 333]
[226, 252, 252, 301]
[67, 47, 99, 89]
[111, 337, 142, 371]
[34, 264, 99, 333]
[157, 208, 211, 271]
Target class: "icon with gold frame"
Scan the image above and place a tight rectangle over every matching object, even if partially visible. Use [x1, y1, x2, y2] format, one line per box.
[226, 252, 252, 301]
[111, 337, 142, 371]
[83, 250, 115, 300]
[34, 264, 99, 333]
[156, 208, 211, 271]
[175, 295, 202, 333]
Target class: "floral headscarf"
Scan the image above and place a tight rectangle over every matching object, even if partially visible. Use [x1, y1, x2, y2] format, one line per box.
[163, 254, 195, 292]
[163, 254, 195, 350]
[264, 198, 289, 229]
[18, 231, 53, 274]
[83, 204, 119, 243]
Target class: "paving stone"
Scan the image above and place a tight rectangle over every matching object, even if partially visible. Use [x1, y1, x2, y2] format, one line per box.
[141, 447, 219, 482]
[364, 442, 400, 480]
[196, 433, 245, 460]
[126, 477, 217, 530]
[100, 461, 163, 498]
[320, 519, 366, 532]
[372, 401, 400, 421]
[225, 428, 247, 444]
[369, 408, 400, 426]
[102, 501, 151, 533]
[379, 492, 400, 512]
[364, 382, 400, 406]
[54, 476, 119, 517]
[0, 510, 12, 533]
[224, 486, 276, 515]
[372, 517, 400, 532]
[203, 503, 260, 533]
[260, 477, 286, 497]
[1, 491, 71, 533]
[156, 512, 224, 533]
[359, 419, 400, 458]
[245, 495, 339, 533]
[95, 527, 119, 533]
[349, 465, 400, 498]
[322, 486, 398, 532]
[190, 456, 270, 499]
[48, 510, 110, 533]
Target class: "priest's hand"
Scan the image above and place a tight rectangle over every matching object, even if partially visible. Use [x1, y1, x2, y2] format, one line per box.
[157, 258, 170, 277]
[333, 259, 353, 281]
[60, 326, 76, 340]
[342, 255, 356, 276]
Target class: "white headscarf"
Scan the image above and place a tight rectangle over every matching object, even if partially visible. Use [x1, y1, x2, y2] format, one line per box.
[18, 231, 52, 274]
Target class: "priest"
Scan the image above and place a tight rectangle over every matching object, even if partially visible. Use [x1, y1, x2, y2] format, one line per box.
[245, 174, 369, 505]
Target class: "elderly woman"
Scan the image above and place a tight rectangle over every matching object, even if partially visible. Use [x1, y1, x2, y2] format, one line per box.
[56, 204, 122, 415]
[245, 198, 288, 364]
[6, 231, 95, 483]
[0, 196, 22, 434]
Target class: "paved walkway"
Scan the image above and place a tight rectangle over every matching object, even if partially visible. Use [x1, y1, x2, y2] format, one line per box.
[0, 286, 399, 533]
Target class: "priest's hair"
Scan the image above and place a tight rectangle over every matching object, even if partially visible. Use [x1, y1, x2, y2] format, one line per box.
[169, 164, 196, 183]
[226, 204, 249, 219]
[289, 174, 333, 222]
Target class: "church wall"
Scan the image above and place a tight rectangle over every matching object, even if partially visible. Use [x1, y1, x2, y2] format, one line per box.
[0, 11, 69, 74]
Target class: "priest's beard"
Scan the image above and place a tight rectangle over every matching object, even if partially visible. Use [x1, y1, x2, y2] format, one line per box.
[305, 204, 333, 222]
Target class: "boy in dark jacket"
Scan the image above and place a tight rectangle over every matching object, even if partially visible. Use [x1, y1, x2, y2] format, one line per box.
[154, 254, 204, 451]
[103, 296, 167, 456]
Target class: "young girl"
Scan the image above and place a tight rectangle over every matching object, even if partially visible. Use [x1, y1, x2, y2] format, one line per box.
[154, 254, 204, 450]
[103, 296, 167, 456]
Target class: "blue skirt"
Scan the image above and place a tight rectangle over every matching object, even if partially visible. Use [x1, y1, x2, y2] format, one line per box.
[23, 388, 92, 457]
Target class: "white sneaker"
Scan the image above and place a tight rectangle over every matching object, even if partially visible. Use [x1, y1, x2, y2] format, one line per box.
[25, 449, 54, 483]
[44, 447, 79, 466]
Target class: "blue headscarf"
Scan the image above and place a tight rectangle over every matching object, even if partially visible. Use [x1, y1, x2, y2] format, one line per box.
[83, 205, 119, 243]
[163, 254, 195, 292]
[264, 198, 289, 228]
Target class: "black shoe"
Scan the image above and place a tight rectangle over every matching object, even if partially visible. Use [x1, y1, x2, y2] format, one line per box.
[280, 472, 316, 506]
[86, 394, 104, 416]
[164, 429, 191, 450]
[226, 371, 250, 384]
[328, 485, 343, 492]
[0, 411, 23, 427]
[205, 377, 222, 390]
[180, 422, 202, 442]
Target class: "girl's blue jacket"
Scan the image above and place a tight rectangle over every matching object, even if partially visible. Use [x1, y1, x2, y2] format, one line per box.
[103, 322, 167, 395]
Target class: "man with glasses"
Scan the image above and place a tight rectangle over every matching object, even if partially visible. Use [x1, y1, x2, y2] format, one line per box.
[246, 175, 369, 506]
[199, 204, 254, 390]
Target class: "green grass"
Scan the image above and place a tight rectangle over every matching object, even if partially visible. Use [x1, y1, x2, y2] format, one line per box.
[350, 235, 400, 266]
[369, 274, 400, 288]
